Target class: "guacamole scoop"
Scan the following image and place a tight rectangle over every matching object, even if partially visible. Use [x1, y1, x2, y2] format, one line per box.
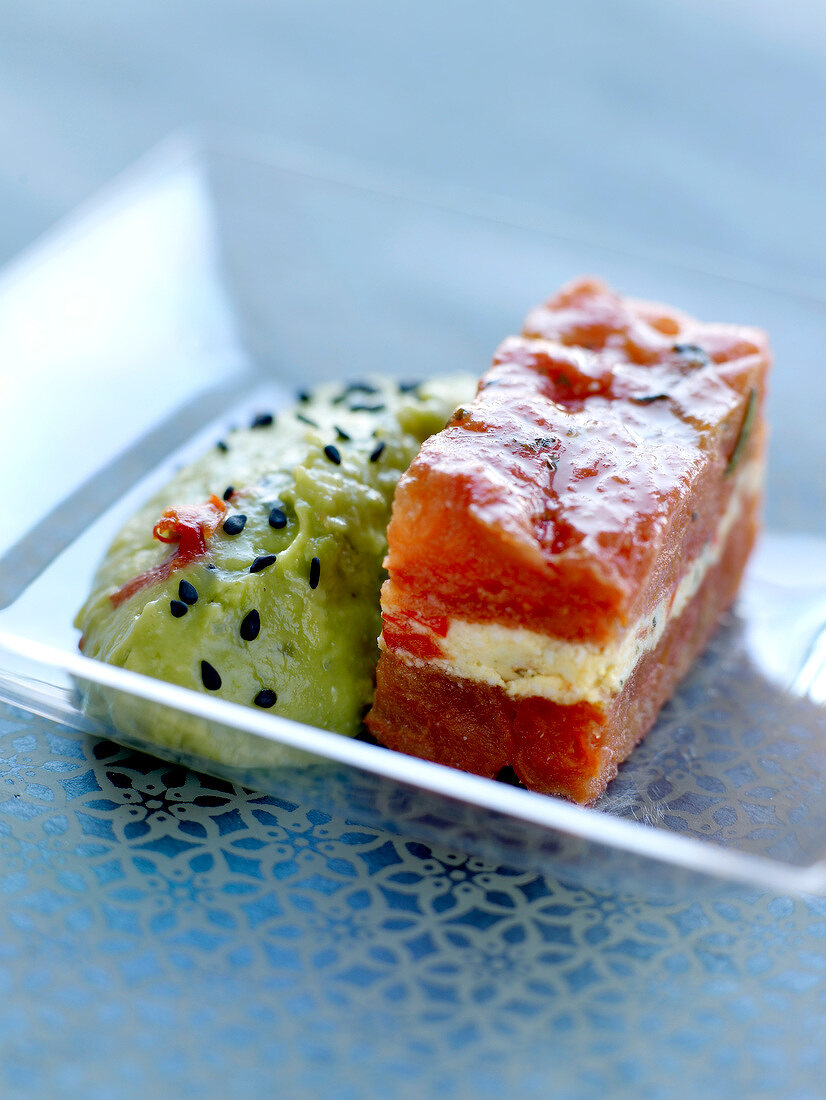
[75, 375, 474, 766]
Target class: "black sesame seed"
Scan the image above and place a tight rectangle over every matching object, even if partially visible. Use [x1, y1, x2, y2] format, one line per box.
[370, 441, 386, 463]
[200, 660, 222, 691]
[268, 506, 287, 529]
[250, 412, 274, 429]
[345, 380, 381, 395]
[631, 393, 669, 405]
[250, 554, 277, 574]
[673, 342, 704, 356]
[349, 402, 386, 414]
[309, 556, 321, 589]
[323, 444, 342, 465]
[334, 425, 352, 442]
[398, 380, 421, 393]
[178, 579, 198, 605]
[297, 390, 311, 403]
[296, 412, 319, 427]
[216, 440, 229, 453]
[495, 765, 526, 788]
[240, 609, 261, 642]
[170, 600, 188, 618]
[222, 514, 247, 536]
[672, 343, 712, 368]
[206, 563, 217, 571]
[254, 688, 277, 708]
[222, 486, 234, 501]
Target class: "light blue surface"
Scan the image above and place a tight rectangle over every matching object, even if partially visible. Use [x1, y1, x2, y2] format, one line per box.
[2, 698, 825, 1099]
[1, 1, 825, 288]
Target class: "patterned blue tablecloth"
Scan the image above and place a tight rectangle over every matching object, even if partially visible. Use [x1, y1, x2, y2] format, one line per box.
[1, 700, 824, 1099]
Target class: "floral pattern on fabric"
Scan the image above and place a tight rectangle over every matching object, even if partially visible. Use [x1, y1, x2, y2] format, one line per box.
[0, 702, 825, 1099]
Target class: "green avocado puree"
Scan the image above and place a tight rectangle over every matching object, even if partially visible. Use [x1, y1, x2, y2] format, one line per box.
[75, 375, 474, 766]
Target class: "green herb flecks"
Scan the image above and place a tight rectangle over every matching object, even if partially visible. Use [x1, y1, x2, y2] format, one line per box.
[726, 387, 758, 476]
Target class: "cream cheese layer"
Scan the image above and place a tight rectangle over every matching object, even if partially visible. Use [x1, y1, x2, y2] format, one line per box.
[382, 458, 763, 707]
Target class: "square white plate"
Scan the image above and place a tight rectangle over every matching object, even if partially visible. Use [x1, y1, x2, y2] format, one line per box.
[2, 133, 825, 898]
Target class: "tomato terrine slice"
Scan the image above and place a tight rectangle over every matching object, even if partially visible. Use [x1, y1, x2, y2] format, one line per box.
[366, 277, 770, 804]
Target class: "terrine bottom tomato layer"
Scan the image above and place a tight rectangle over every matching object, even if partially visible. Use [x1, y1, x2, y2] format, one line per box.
[366, 277, 770, 803]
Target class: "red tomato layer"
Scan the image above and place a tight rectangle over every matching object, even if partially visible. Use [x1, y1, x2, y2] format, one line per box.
[383, 277, 769, 643]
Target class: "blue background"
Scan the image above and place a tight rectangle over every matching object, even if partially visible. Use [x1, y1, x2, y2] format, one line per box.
[1, 1, 825, 287]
